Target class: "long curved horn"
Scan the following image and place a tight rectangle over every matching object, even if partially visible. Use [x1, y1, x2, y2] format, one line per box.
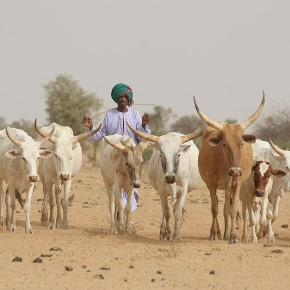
[240, 91, 265, 131]
[104, 136, 126, 151]
[193, 97, 223, 131]
[269, 138, 285, 156]
[126, 121, 160, 143]
[38, 126, 55, 146]
[71, 123, 102, 145]
[34, 118, 58, 145]
[180, 129, 204, 143]
[5, 127, 22, 147]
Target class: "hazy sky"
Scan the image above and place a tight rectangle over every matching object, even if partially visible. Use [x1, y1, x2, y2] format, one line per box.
[1, 0, 289, 128]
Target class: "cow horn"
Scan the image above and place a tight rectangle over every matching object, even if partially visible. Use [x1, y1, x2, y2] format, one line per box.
[193, 97, 223, 131]
[5, 127, 22, 147]
[104, 136, 126, 151]
[71, 123, 102, 145]
[269, 138, 285, 156]
[38, 126, 56, 146]
[180, 129, 204, 144]
[126, 121, 160, 143]
[34, 119, 58, 145]
[240, 91, 265, 131]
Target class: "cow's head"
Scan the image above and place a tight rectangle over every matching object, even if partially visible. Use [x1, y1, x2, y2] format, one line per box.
[125, 122, 203, 184]
[104, 135, 150, 188]
[5, 127, 53, 183]
[269, 138, 290, 173]
[252, 160, 286, 198]
[194, 92, 265, 177]
[34, 119, 101, 181]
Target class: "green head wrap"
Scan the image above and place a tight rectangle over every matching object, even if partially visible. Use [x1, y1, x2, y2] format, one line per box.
[111, 83, 133, 103]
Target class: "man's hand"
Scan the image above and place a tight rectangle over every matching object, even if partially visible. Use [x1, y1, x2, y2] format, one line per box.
[82, 115, 93, 130]
[142, 113, 150, 128]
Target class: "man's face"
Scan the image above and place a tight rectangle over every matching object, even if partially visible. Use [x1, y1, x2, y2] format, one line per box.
[117, 93, 129, 108]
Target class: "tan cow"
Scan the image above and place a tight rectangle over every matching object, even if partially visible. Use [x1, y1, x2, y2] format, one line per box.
[195, 92, 265, 243]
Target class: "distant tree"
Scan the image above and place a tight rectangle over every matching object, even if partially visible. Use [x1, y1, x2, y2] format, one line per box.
[43, 74, 104, 164]
[43, 74, 103, 134]
[0, 117, 6, 130]
[170, 115, 205, 134]
[252, 103, 290, 149]
[148, 106, 176, 135]
[9, 119, 36, 138]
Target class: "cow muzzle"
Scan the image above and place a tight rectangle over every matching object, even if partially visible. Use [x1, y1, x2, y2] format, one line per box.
[60, 174, 70, 181]
[228, 167, 242, 177]
[29, 176, 38, 183]
[165, 173, 176, 184]
[254, 190, 265, 198]
[132, 181, 141, 188]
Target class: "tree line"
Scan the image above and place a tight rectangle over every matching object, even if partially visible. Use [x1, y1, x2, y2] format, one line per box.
[1, 74, 290, 162]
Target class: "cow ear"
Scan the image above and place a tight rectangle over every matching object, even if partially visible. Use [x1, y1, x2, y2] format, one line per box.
[243, 134, 256, 144]
[271, 169, 287, 178]
[5, 149, 20, 159]
[180, 144, 191, 152]
[39, 149, 53, 158]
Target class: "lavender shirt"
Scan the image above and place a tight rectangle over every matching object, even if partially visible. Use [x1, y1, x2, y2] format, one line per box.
[90, 107, 151, 144]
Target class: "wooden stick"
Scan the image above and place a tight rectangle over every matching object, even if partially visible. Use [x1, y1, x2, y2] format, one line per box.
[90, 104, 155, 119]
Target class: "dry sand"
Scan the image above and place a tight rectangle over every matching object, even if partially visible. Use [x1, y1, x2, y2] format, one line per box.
[1, 158, 290, 290]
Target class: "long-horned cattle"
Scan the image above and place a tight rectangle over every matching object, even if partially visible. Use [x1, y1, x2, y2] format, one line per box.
[251, 138, 290, 240]
[0, 127, 54, 233]
[127, 122, 203, 241]
[34, 120, 101, 229]
[240, 159, 285, 243]
[100, 134, 150, 234]
[194, 92, 265, 243]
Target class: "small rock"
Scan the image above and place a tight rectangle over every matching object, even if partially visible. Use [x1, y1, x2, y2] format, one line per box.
[281, 224, 288, 229]
[271, 249, 284, 254]
[65, 266, 73, 271]
[100, 267, 110, 270]
[33, 257, 43, 263]
[50, 247, 63, 252]
[41, 254, 53, 257]
[209, 270, 215, 275]
[157, 270, 162, 275]
[12, 256, 23, 262]
[94, 274, 104, 280]
[151, 278, 156, 282]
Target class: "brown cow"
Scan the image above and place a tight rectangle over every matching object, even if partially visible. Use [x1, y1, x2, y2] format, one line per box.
[194, 92, 265, 243]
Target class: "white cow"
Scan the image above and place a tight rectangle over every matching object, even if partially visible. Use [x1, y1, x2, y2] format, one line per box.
[127, 123, 202, 241]
[252, 139, 290, 239]
[240, 159, 286, 243]
[34, 120, 101, 229]
[0, 127, 53, 233]
[100, 134, 150, 234]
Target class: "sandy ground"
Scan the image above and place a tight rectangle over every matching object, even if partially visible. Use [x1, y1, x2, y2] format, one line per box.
[1, 157, 290, 290]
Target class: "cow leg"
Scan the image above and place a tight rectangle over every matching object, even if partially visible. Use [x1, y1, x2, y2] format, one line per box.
[249, 202, 259, 243]
[0, 179, 4, 227]
[46, 181, 56, 229]
[159, 190, 171, 240]
[115, 181, 125, 231]
[124, 188, 134, 231]
[61, 180, 71, 229]
[40, 179, 49, 226]
[7, 185, 17, 232]
[173, 190, 187, 241]
[22, 184, 34, 234]
[241, 195, 248, 243]
[106, 182, 117, 234]
[55, 182, 62, 228]
[228, 183, 240, 243]
[209, 190, 221, 240]
[223, 189, 231, 240]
